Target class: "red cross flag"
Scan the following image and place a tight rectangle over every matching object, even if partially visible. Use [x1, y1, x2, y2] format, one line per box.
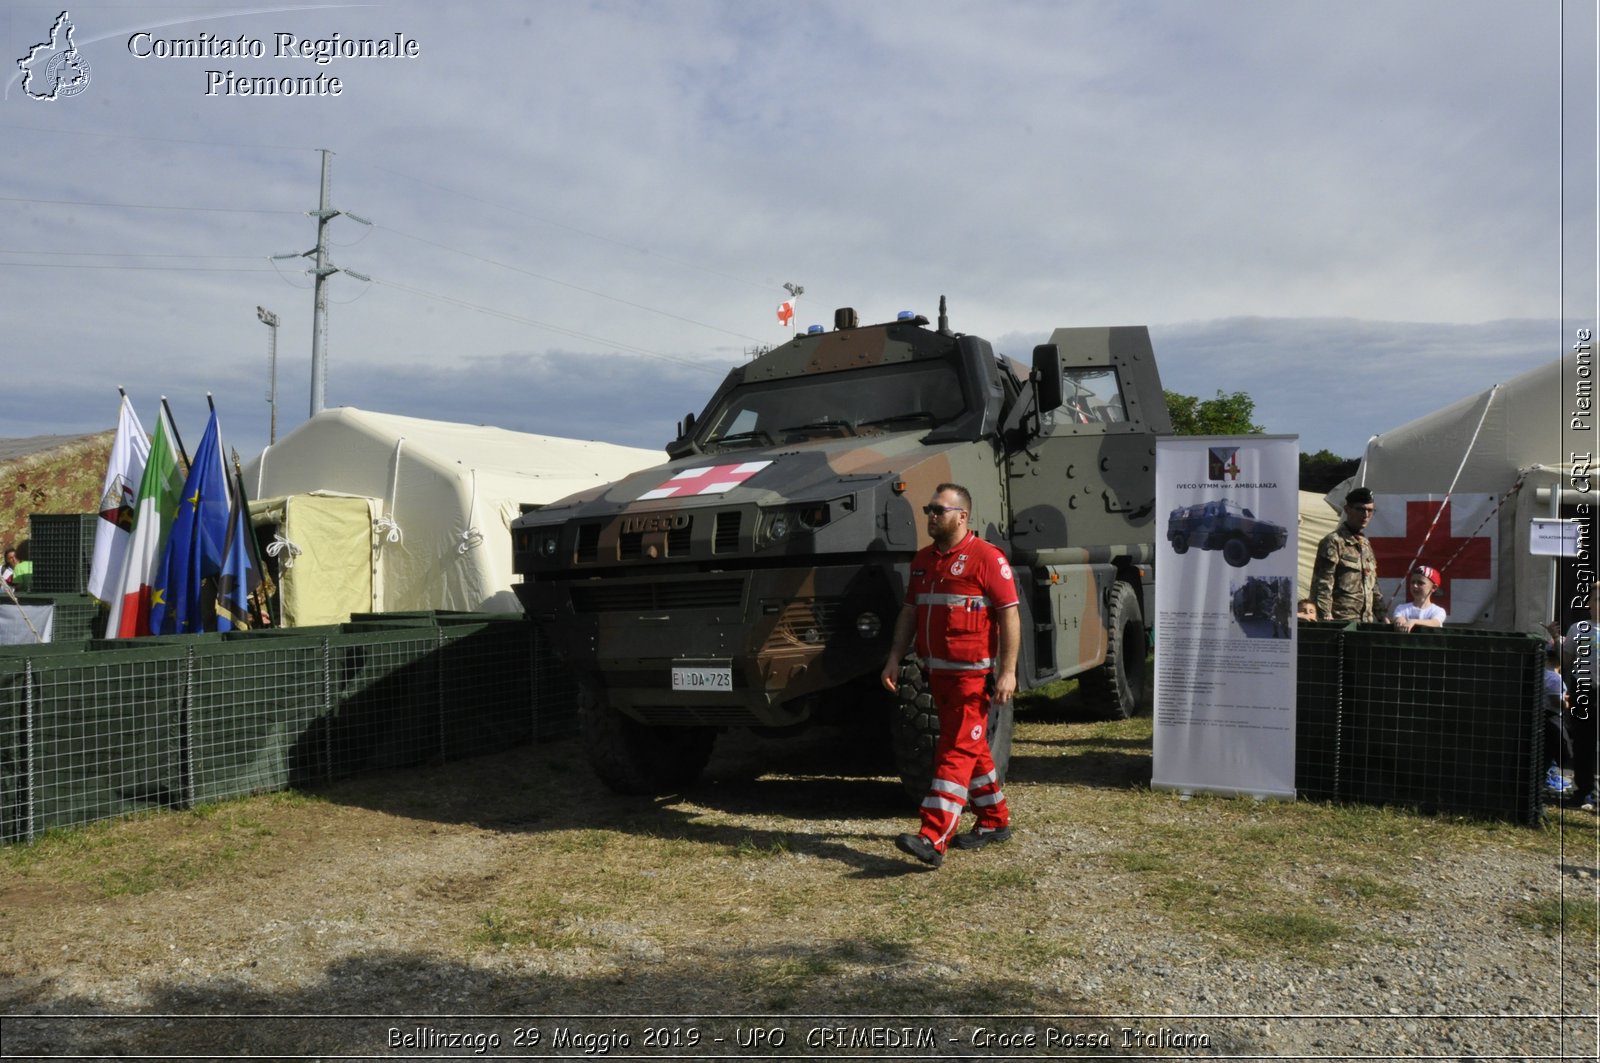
[1366, 494, 1497, 622]
[777, 299, 796, 328]
[638, 460, 773, 500]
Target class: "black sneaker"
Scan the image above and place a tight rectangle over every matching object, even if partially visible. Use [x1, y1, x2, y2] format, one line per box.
[952, 826, 1013, 851]
[895, 832, 943, 868]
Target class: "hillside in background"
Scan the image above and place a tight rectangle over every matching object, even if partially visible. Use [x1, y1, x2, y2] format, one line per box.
[0, 432, 112, 554]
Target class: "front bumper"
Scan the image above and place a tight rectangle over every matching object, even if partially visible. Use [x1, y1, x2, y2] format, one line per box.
[519, 561, 903, 727]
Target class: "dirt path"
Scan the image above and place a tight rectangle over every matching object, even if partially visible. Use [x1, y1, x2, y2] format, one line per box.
[1, 716, 1596, 1060]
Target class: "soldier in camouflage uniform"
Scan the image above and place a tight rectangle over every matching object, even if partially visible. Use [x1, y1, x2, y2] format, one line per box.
[1311, 486, 1383, 622]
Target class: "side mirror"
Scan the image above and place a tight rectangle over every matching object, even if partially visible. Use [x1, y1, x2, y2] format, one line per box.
[677, 411, 696, 439]
[1032, 344, 1062, 413]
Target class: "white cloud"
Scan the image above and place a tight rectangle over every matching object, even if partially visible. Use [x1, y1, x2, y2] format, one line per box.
[0, 0, 1590, 467]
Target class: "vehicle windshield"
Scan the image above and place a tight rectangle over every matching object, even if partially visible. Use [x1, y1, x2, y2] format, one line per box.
[698, 361, 966, 448]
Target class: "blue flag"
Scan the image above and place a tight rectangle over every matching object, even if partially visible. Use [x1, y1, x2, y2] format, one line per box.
[214, 450, 260, 632]
[149, 410, 231, 634]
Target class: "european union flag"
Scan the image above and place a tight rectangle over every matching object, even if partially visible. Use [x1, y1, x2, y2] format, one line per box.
[149, 410, 231, 635]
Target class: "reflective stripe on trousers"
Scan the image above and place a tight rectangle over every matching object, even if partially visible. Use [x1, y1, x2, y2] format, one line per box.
[915, 670, 1009, 850]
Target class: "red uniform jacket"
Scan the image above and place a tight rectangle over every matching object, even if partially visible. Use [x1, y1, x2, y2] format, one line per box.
[905, 531, 1018, 672]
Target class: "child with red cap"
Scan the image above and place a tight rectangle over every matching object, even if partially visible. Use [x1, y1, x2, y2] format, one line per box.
[1391, 564, 1446, 632]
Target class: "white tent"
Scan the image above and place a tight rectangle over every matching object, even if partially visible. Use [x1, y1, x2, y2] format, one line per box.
[1327, 353, 1579, 633]
[243, 408, 661, 620]
[1296, 489, 1339, 606]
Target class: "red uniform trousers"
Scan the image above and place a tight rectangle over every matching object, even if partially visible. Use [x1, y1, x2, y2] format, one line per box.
[917, 669, 1010, 851]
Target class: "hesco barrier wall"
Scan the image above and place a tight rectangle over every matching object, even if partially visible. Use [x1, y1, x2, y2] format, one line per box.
[0, 614, 1548, 843]
[0, 613, 579, 844]
[1294, 622, 1546, 825]
[6, 594, 104, 642]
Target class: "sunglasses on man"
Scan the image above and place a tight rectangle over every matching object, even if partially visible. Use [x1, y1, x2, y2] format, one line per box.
[922, 504, 966, 516]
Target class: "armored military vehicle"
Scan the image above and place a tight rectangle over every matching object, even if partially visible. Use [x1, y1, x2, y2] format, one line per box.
[1166, 498, 1288, 567]
[511, 300, 1171, 796]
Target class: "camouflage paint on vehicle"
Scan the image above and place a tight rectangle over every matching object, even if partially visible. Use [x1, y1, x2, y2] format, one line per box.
[512, 301, 1171, 792]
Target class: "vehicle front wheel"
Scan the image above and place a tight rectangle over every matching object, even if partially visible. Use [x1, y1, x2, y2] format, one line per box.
[1170, 533, 1189, 555]
[579, 690, 716, 795]
[889, 657, 1014, 802]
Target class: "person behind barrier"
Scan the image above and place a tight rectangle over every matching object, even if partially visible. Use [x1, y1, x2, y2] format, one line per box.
[1311, 487, 1383, 622]
[1545, 641, 1577, 798]
[1549, 595, 1599, 811]
[1391, 564, 1447, 633]
[1296, 598, 1318, 622]
[4, 547, 29, 592]
[881, 483, 1019, 869]
[0, 548, 13, 586]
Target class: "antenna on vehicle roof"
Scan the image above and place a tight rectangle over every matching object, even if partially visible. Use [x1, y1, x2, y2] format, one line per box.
[937, 295, 950, 336]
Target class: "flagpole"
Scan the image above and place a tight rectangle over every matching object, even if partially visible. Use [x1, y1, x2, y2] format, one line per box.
[204, 393, 225, 483]
[160, 397, 190, 468]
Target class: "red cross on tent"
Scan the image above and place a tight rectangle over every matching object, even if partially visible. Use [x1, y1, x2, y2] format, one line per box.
[637, 460, 773, 500]
[1366, 496, 1494, 610]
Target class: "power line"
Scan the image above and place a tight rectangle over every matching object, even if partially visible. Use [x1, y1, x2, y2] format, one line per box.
[376, 223, 767, 344]
[350, 158, 775, 294]
[0, 249, 264, 261]
[373, 276, 728, 374]
[0, 194, 301, 215]
[0, 260, 276, 273]
[0, 121, 308, 154]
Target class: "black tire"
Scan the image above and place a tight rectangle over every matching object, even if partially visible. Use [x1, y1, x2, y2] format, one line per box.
[889, 657, 1014, 802]
[1079, 581, 1147, 719]
[1170, 533, 1189, 555]
[579, 689, 716, 795]
[1222, 536, 1251, 568]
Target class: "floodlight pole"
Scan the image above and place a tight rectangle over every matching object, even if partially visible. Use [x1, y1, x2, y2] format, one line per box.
[256, 306, 280, 444]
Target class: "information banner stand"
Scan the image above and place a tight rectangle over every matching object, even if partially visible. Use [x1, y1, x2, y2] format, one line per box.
[1153, 435, 1299, 799]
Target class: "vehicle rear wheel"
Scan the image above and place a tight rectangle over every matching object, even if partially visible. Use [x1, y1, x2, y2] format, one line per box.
[1222, 536, 1251, 567]
[579, 689, 716, 795]
[889, 657, 1014, 802]
[1079, 581, 1147, 719]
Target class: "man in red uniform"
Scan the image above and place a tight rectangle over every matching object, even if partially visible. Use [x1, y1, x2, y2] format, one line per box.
[882, 483, 1020, 868]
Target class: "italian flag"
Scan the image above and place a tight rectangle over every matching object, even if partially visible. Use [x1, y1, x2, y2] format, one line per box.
[104, 405, 185, 638]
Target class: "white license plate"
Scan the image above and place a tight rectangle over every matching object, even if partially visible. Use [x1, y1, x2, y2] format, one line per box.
[671, 666, 732, 692]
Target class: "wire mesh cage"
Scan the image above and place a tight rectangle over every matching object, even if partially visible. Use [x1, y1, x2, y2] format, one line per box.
[1337, 626, 1544, 825]
[1294, 620, 1345, 802]
[27, 513, 100, 594]
[0, 613, 562, 843]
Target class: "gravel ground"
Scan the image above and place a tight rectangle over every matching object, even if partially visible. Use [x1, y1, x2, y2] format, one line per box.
[1, 716, 1597, 1061]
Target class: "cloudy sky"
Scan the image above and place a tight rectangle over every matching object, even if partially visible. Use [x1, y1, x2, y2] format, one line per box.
[1, 0, 1594, 465]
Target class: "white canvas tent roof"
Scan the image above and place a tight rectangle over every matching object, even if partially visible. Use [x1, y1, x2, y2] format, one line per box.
[243, 407, 661, 617]
[1327, 353, 1575, 633]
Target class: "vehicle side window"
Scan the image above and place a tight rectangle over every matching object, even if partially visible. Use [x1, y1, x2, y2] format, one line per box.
[1060, 367, 1128, 423]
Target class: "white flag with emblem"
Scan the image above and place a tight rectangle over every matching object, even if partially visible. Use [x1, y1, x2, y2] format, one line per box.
[87, 395, 150, 603]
